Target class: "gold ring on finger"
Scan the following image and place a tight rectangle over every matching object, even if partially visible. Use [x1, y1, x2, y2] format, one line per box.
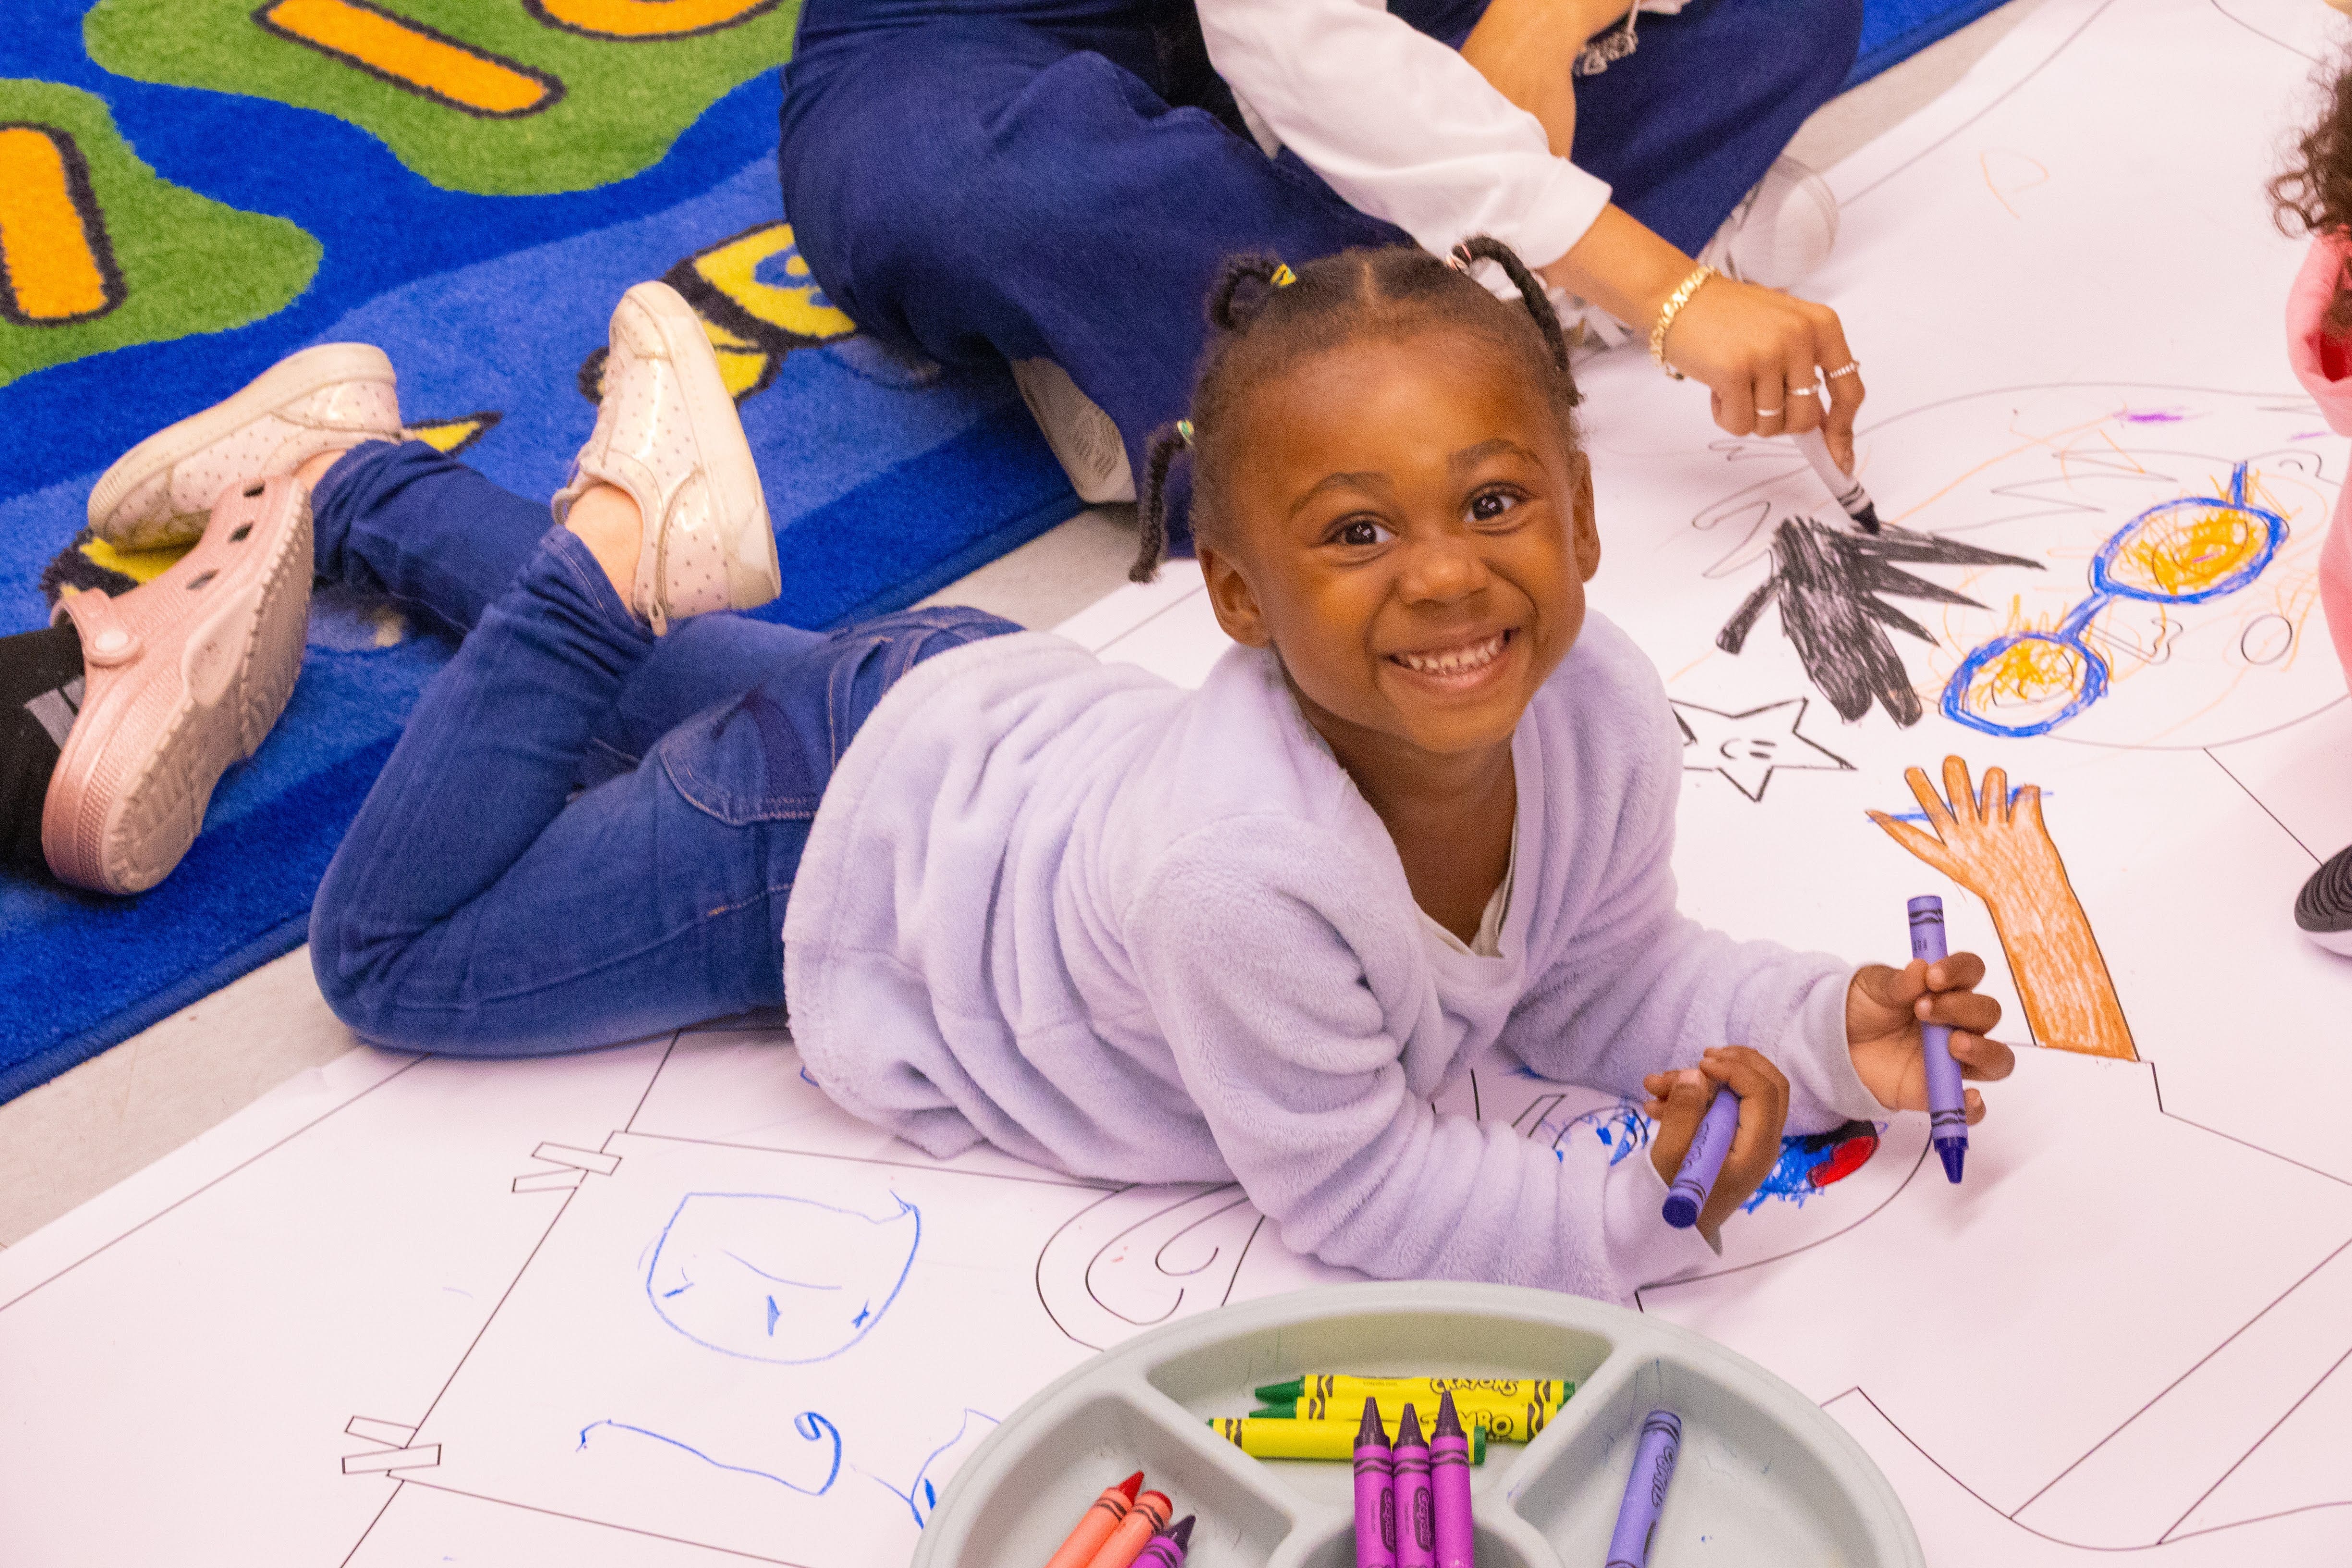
[1788, 386, 1818, 398]
[1754, 406, 1783, 417]
[1828, 361, 1860, 379]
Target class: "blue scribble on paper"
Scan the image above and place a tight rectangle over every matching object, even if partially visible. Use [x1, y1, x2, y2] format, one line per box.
[865, 1408, 1000, 1525]
[646, 1191, 921, 1362]
[577, 1412, 844, 1495]
[1878, 786, 2051, 825]
[1740, 1120, 1883, 1213]
[1528, 1098, 1650, 1167]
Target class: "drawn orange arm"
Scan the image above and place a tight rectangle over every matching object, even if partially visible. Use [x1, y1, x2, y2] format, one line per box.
[1869, 756, 2136, 1061]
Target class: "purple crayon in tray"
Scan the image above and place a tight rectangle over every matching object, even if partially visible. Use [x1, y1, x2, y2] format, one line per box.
[1604, 1409, 1682, 1568]
[1907, 895, 1969, 1183]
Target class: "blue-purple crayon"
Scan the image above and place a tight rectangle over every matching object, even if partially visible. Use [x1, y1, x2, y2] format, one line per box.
[1604, 1410, 1682, 1568]
[1430, 1393, 1475, 1568]
[1354, 1398, 1397, 1568]
[1133, 1516, 1195, 1568]
[1908, 895, 1969, 1183]
[1660, 1085, 1741, 1229]
[1392, 1405, 1436, 1568]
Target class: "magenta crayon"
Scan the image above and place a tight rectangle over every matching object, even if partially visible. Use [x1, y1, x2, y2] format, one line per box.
[1430, 1393, 1475, 1568]
[1081, 1489, 1171, 1568]
[1353, 1397, 1396, 1568]
[1908, 895, 1968, 1182]
[1604, 1410, 1682, 1568]
[1134, 1515, 1195, 1568]
[1392, 1405, 1435, 1568]
[1660, 1085, 1741, 1229]
[1045, 1472, 1142, 1568]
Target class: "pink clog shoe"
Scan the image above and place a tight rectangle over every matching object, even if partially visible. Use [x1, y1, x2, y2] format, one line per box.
[43, 476, 315, 894]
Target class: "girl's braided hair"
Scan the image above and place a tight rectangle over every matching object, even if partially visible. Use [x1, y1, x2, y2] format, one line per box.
[2273, 59, 2352, 333]
[1131, 237, 1584, 582]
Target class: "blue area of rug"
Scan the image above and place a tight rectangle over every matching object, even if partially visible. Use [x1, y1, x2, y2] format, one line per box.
[1847, 0, 2017, 89]
[0, 0, 1081, 1099]
[0, 0, 2006, 1102]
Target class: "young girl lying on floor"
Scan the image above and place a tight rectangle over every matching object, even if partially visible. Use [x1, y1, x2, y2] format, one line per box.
[55, 243, 2010, 1300]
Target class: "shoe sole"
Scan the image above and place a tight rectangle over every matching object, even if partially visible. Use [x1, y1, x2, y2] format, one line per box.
[45, 481, 315, 894]
[621, 281, 781, 609]
[86, 342, 395, 542]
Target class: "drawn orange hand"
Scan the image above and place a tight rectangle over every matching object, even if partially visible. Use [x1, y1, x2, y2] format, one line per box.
[1868, 756, 2137, 1062]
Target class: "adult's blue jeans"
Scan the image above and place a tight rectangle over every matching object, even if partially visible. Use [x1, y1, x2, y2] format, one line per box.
[777, 0, 1864, 522]
[307, 440, 1016, 1056]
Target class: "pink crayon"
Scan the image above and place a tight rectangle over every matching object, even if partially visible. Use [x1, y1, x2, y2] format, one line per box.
[1431, 1393, 1475, 1568]
[1393, 1405, 1436, 1568]
[1354, 1397, 1396, 1568]
[1133, 1515, 1195, 1568]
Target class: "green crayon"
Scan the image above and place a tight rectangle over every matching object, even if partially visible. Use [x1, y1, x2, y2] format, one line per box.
[1209, 1418, 1486, 1465]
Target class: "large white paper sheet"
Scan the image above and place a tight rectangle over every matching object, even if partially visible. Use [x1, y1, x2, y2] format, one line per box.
[5, 1, 2352, 1561]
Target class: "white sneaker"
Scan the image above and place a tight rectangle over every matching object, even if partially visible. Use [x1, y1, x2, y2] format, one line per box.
[1697, 157, 1839, 291]
[552, 281, 780, 634]
[1011, 358, 1134, 504]
[87, 343, 401, 550]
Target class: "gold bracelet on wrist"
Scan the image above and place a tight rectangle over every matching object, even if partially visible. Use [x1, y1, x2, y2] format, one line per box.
[1648, 263, 1716, 381]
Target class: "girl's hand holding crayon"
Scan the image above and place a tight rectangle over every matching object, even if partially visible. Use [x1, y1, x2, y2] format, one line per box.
[1641, 1047, 1790, 1240]
[1843, 958, 2016, 1123]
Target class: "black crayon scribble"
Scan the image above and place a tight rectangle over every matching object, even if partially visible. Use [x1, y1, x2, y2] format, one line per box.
[1716, 517, 2041, 726]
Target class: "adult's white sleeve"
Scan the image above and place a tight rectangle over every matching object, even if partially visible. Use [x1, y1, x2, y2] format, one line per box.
[1194, 0, 1611, 268]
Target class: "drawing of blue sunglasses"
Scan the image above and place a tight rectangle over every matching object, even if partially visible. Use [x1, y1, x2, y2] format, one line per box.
[1941, 462, 2286, 738]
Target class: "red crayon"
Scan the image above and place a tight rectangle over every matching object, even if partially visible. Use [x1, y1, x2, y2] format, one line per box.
[1045, 1472, 1143, 1568]
[1083, 1488, 1174, 1568]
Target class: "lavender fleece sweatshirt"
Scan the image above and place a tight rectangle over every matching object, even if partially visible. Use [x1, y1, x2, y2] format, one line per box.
[781, 611, 1885, 1302]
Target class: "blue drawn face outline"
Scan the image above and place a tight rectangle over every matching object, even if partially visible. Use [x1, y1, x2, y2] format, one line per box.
[1940, 462, 2287, 739]
[643, 1190, 921, 1364]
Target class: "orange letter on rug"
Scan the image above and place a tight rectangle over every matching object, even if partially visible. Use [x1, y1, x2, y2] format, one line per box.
[527, 0, 777, 39]
[0, 124, 124, 325]
[255, 0, 563, 118]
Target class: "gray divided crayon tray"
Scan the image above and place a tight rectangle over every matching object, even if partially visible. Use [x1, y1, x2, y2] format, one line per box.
[912, 1282, 1923, 1568]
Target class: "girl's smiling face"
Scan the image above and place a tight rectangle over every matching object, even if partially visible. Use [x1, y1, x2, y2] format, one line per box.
[1197, 324, 1600, 764]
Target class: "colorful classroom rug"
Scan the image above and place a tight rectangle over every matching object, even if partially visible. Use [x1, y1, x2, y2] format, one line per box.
[0, 0, 2000, 1104]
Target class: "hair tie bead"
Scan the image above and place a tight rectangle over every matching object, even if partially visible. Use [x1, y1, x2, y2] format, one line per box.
[1269, 264, 1296, 288]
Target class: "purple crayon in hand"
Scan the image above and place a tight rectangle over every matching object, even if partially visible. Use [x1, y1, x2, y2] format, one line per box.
[1660, 1085, 1741, 1229]
[1135, 1516, 1195, 1568]
[1392, 1405, 1436, 1568]
[1354, 1398, 1397, 1568]
[1908, 895, 1969, 1183]
[1604, 1410, 1682, 1568]
[1430, 1393, 1475, 1568]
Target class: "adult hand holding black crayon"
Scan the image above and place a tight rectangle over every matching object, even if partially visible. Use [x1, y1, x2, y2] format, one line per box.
[1640, 1046, 1790, 1243]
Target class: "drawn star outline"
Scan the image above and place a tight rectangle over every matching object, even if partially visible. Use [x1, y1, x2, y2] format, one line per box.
[1673, 696, 1855, 802]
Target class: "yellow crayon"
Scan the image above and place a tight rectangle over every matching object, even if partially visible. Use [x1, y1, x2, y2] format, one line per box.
[1272, 1390, 1556, 1443]
[1258, 1374, 1571, 1411]
[1208, 1418, 1486, 1464]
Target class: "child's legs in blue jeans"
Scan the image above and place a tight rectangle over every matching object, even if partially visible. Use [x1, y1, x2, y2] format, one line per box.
[308, 454, 1017, 1056]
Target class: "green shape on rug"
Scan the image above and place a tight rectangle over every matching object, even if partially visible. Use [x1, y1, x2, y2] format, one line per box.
[83, 0, 800, 196]
[0, 80, 319, 387]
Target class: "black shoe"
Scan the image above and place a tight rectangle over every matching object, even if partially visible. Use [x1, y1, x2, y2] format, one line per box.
[2296, 843, 2352, 956]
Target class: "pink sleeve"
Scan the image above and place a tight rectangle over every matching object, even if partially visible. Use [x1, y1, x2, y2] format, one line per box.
[2286, 235, 2352, 689]
[2286, 234, 2352, 427]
